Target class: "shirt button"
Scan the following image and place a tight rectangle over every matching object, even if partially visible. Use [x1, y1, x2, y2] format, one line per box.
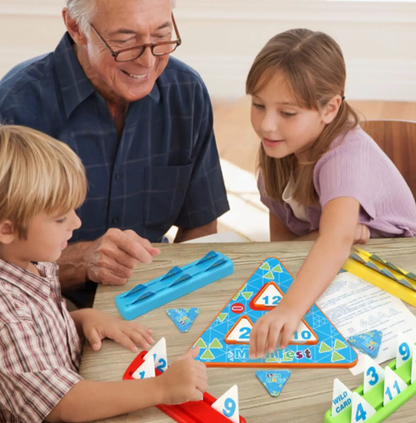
[112, 217, 119, 224]
[115, 173, 122, 180]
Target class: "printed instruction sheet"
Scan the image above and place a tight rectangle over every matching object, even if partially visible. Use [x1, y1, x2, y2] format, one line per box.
[316, 272, 416, 375]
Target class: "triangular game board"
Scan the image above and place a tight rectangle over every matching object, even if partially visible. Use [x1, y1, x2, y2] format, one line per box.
[192, 257, 358, 368]
[167, 308, 200, 333]
[256, 370, 291, 397]
[347, 330, 383, 359]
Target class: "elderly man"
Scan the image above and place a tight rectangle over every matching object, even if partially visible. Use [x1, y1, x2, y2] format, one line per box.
[0, 0, 229, 305]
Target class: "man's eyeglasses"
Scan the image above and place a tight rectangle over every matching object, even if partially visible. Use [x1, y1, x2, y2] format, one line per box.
[90, 14, 182, 62]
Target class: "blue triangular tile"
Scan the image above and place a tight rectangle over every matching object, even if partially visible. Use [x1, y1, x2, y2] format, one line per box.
[347, 330, 383, 358]
[256, 370, 291, 397]
[397, 278, 416, 292]
[167, 308, 200, 333]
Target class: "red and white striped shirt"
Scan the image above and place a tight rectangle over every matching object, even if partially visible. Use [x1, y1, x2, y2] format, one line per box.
[0, 259, 82, 422]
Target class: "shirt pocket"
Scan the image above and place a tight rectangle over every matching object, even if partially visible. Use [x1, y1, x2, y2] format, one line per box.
[8, 287, 33, 322]
[143, 164, 193, 227]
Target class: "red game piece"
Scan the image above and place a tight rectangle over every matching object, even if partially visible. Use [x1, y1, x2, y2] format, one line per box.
[123, 351, 246, 423]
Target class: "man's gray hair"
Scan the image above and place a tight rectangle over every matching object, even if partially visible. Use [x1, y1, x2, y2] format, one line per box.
[66, 0, 175, 35]
[66, 0, 97, 34]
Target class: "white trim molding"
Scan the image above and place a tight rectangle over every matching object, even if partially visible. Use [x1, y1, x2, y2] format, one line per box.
[0, 1, 63, 16]
[172, 1, 416, 101]
[1, 1, 416, 101]
[2, 0, 416, 22]
[175, 0, 416, 23]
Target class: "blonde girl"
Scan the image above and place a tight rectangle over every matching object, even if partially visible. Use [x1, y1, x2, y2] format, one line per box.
[247, 29, 416, 359]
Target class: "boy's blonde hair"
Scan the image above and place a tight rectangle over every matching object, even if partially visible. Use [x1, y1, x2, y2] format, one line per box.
[0, 125, 87, 238]
[246, 28, 359, 206]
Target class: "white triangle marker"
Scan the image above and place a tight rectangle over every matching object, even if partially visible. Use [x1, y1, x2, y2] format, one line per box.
[146, 337, 168, 373]
[132, 354, 156, 379]
[363, 355, 385, 394]
[212, 385, 239, 423]
[332, 378, 353, 418]
[254, 284, 282, 306]
[411, 344, 416, 385]
[226, 318, 253, 343]
[351, 392, 376, 423]
[383, 366, 408, 406]
[291, 321, 317, 343]
[396, 332, 413, 369]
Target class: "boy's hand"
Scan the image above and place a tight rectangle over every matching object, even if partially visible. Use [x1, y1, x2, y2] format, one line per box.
[78, 309, 154, 353]
[158, 347, 208, 405]
[249, 304, 302, 359]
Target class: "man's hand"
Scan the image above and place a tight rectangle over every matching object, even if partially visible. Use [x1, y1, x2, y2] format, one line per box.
[84, 229, 160, 285]
[57, 229, 160, 288]
[85, 229, 160, 285]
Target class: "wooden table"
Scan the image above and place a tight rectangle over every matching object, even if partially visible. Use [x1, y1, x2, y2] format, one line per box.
[80, 238, 416, 423]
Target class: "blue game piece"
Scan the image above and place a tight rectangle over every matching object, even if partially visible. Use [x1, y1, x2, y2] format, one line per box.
[115, 251, 233, 320]
[347, 330, 383, 358]
[396, 278, 416, 292]
[256, 370, 291, 397]
[167, 308, 200, 333]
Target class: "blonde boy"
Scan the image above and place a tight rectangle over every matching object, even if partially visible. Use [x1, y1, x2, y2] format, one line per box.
[0, 126, 208, 422]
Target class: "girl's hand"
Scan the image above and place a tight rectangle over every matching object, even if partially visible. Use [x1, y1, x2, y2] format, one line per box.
[79, 309, 154, 353]
[248, 303, 302, 359]
[354, 223, 370, 244]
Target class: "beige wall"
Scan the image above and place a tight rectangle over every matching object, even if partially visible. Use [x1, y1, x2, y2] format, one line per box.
[1, 0, 416, 101]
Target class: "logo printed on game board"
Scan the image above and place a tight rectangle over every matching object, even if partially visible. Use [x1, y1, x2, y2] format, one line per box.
[193, 257, 358, 368]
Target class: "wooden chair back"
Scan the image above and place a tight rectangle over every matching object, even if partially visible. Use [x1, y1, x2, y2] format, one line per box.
[360, 120, 416, 200]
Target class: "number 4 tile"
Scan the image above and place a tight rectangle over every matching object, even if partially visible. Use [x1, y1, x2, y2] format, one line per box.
[351, 392, 376, 423]
[212, 385, 239, 423]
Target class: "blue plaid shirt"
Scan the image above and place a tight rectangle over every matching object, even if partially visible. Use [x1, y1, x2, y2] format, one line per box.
[0, 33, 229, 243]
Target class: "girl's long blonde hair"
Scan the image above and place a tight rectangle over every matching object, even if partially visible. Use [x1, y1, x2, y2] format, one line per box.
[246, 28, 359, 206]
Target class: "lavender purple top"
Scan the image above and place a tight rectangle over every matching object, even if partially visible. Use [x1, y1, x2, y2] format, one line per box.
[258, 125, 416, 238]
